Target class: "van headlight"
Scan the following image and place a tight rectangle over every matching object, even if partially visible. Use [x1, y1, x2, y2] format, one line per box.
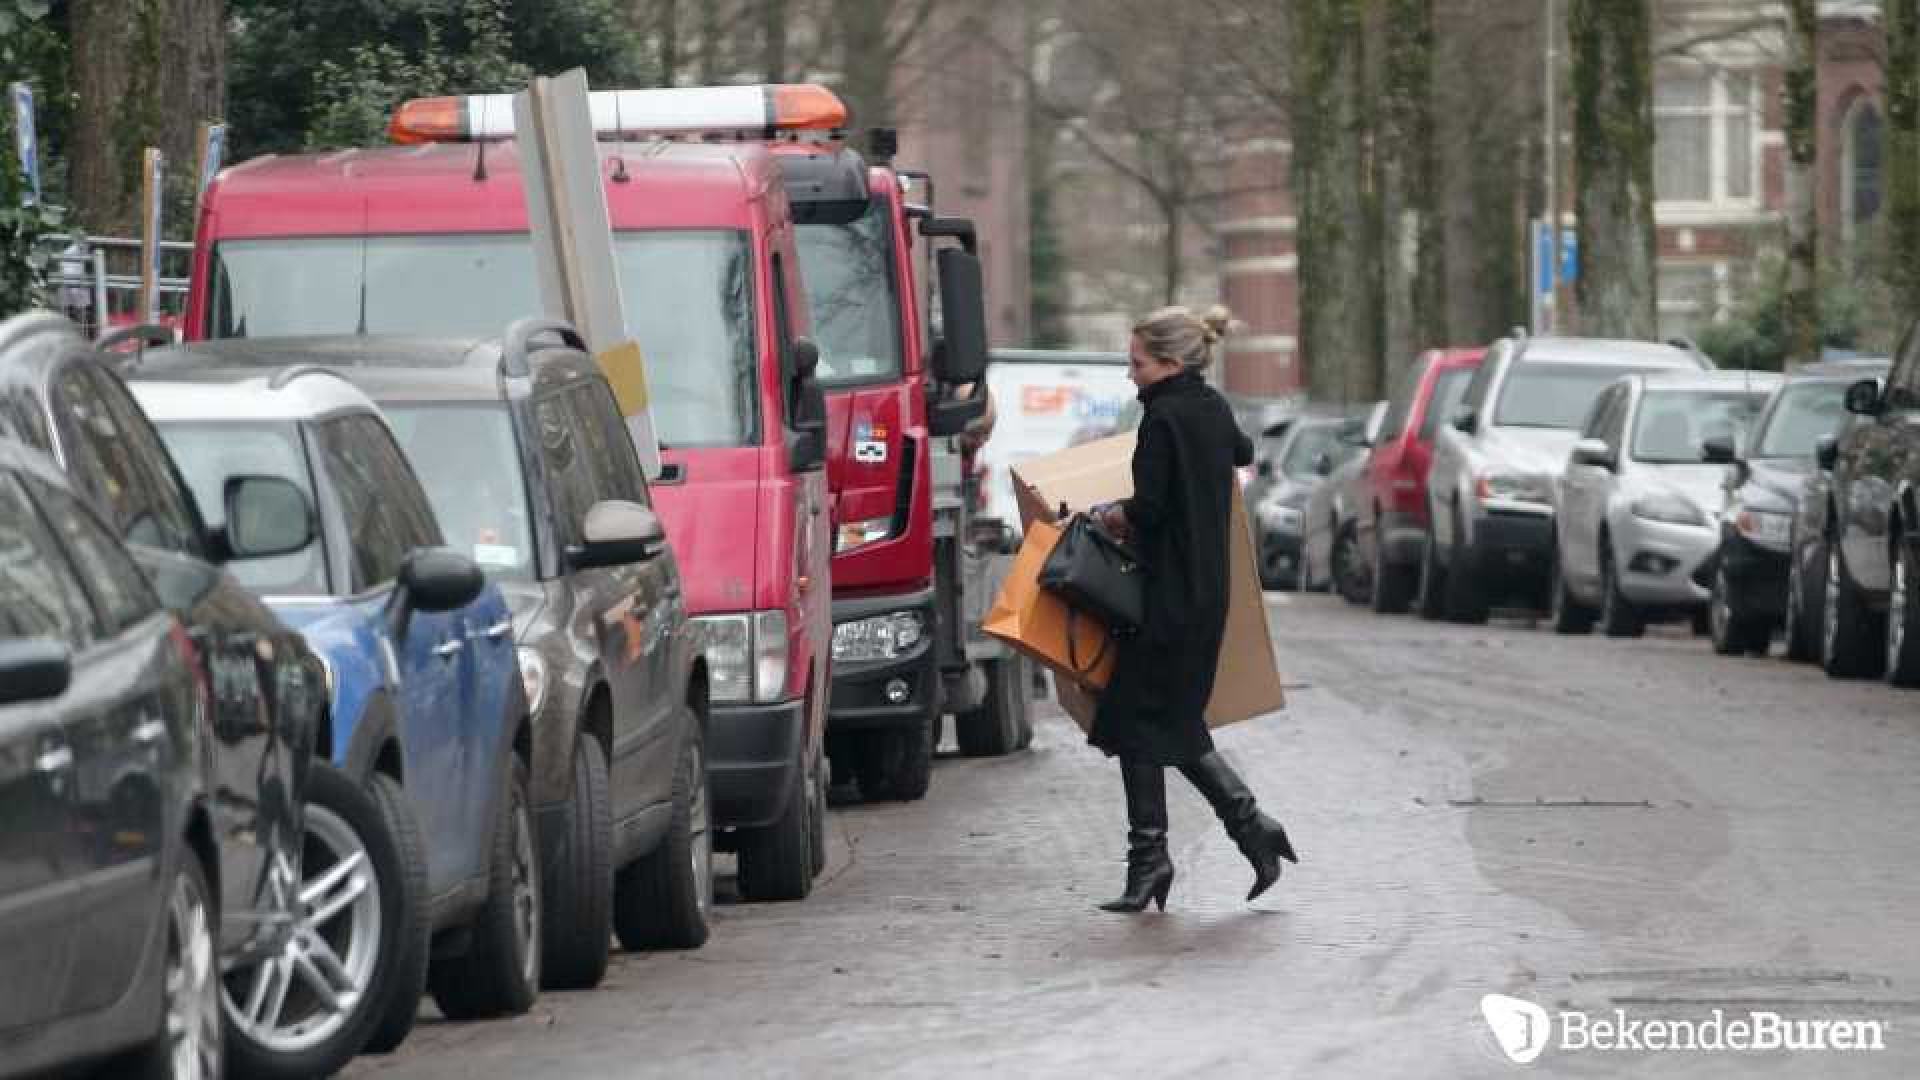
[693, 612, 789, 704]
[833, 611, 925, 663]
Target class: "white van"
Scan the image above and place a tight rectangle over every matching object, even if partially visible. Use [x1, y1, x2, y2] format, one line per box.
[978, 349, 1133, 527]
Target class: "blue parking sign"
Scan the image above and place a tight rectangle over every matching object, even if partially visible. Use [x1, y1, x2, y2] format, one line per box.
[11, 83, 39, 206]
[1534, 222, 1580, 295]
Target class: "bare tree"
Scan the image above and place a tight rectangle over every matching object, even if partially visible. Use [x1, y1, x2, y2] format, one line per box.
[1377, 0, 1446, 384]
[1569, 0, 1657, 338]
[1783, 0, 1818, 366]
[1889, 0, 1920, 318]
[1294, 0, 1378, 402]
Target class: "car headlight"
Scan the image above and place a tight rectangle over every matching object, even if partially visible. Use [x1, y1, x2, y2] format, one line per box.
[1631, 493, 1708, 527]
[517, 646, 549, 715]
[1475, 469, 1554, 504]
[1257, 503, 1304, 531]
[1734, 508, 1793, 549]
[833, 610, 925, 664]
[837, 516, 894, 554]
[693, 613, 790, 704]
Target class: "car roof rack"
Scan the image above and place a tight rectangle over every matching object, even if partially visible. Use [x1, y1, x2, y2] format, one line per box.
[500, 317, 588, 379]
[269, 363, 357, 391]
[95, 323, 177, 372]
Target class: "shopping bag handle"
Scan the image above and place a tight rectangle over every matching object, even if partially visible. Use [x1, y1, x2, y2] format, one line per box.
[1065, 608, 1112, 680]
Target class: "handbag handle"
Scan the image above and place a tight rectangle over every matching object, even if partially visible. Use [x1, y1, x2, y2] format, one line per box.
[1064, 608, 1112, 680]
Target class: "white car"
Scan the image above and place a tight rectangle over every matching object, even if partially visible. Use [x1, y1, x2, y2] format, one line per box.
[1550, 370, 1782, 636]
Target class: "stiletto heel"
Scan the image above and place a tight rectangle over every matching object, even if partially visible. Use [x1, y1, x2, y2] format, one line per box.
[1100, 760, 1174, 914]
[1179, 751, 1299, 902]
[1151, 872, 1173, 911]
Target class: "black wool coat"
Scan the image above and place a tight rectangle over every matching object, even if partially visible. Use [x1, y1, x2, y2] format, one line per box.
[1089, 371, 1253, 766]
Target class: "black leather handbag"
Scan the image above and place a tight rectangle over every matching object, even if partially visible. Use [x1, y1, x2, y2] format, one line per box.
[1038, 512, 1145, 635]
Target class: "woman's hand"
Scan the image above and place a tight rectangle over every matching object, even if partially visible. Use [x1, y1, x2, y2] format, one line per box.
[1097, 502, 1131, 540]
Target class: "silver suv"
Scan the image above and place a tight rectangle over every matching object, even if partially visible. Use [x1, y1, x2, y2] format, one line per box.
[1418, 335, 1711, 622]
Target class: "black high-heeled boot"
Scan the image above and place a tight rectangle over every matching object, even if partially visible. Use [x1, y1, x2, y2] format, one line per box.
[1179, 751, 1298, 901]
[1099, 759, 1174, 913]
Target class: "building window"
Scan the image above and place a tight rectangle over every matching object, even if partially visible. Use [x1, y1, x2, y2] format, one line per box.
[1843, 99, 1884, 254]
[1654, 71, 1755, 207]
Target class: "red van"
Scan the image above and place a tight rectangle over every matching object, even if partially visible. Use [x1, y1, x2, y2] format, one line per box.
[1360, 347, 1486, 613]
[184, 129, 834, 901]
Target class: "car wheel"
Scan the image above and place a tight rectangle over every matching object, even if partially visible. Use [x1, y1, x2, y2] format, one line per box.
[225, 766, 425, 1076]
[430, 758, 540, 1021]
[1886, 537, 1920, 687]
[737, 736, 815, 903]
[1548, 542, 1595, 635]
[1370, 522, 1415, 614]
[1599, 537, 1646, 639]
[1784, 540, 1820, 663]
[615, 714, 713, 948]
[857, 710, 935, 802]
[129, 848, 223, 1080]
[806, 742, 829, 878]
[1414, 524, 1447, 621]
[1822, 541, 1885, 678]
[956, 656, 1029, 757]
[539, 736, 613, 990]
[1709, 563, 1770, 657]
[1443, 506, 1490, 624]
[1331, 524, 1368, 605]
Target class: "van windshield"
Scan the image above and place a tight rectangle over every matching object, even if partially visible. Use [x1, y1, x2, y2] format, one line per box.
[794, 199, 904, 386]
[208, 231, 761, 448]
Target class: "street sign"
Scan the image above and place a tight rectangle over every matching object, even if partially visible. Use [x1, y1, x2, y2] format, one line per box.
[1533, 221, 1579, 295]
[515, 69, 662, 477]
[10, 82, 39, 206]
[197, 122, 226, 194]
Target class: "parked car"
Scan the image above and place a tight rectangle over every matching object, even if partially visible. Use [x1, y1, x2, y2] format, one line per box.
[1821, 324, 1920, 684]
[1549, 370, 1779, 637]
[127, 360, 543, 1030]
[1703, 360, 1889, 657]
[0, 438, 223, 1079]
[1250, 414, 1348, 589]
[1422, 335, 1713, 623]
[207, 326, 716, 985]
[1359, 347, 1486, 614]
[1301, 402, 1385, 600]
[0, 315, 415, 1078]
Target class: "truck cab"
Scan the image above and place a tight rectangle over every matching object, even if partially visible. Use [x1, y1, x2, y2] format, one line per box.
[183, 132, 831, 900]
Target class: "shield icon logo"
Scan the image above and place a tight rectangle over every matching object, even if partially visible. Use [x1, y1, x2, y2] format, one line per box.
[1481, 993, 1552, 1064]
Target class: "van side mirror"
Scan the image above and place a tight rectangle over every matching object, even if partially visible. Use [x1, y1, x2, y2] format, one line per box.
[932, 247, 989, 385]
[569, 501, 666, 568]
[0, 640, 71, 705]
[390, 548, 485, 639]
[792, 337, 821, 380]
[1452, 406, 1479, 434]
[1571, 438, 1616, 471]
[1256, 459, 1274, 479]
[1845, 378, 1885, 416]
[786, 343, 829, 473]
[222, 475, 315, 561]
[1700, 435, 1738, 465]
[1815, 433, 1840, 472]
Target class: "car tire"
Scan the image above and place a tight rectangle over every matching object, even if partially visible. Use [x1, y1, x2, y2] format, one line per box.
[1599, 537, 1645, 639]
[737, 738, 815, 903]
[128, 847, 223, 1080]
[538, 736, 613, 990]
[1414, 524, 1447, 621]
[1822, 541, 1885, 679]
[1331, 524, 1368, 605]
[955, 656, 1029, 757]
[806, 742, 829, 878]
[1370, 523, 1415, 614]
[1548, 543, 1595, 635]
[1709, 563, 1771, 658]
[615, 715, 713, 949]
[856, 711, 934, 802]
[1443, 506, 1490, 625]
[1784, 539, 1822, 663]
[429, 758, 540, 1021]
[1885, 536, 1920, 687]
[225, 765, 426, 1075]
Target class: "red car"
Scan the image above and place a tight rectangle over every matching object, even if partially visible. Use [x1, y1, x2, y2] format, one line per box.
[1359, 347, 1486, 612]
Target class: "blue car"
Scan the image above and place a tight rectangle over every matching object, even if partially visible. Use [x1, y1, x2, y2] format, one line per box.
[129, 362, 543, 1038]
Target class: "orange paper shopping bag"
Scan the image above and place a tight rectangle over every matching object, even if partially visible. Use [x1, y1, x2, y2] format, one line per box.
[982, 519, 1117, 690]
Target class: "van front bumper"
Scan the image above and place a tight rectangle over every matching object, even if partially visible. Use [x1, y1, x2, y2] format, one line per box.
[709, 698, 806, 830]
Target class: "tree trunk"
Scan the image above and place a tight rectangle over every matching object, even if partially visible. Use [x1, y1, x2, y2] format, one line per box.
[761, 0, 789, 83]
[1377, 0, 1440, 387]
[1887, 0, 1920, 318]
[655, 0, 681, 85]
[698, 0, 722, 84]
[1293, 0, 1378, 403]
[1568, 0, 1658, 338]
[830, 0, 896, 130]
[1782, 0, 1819, 366]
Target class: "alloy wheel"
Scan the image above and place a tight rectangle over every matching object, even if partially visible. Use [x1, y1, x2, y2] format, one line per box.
[1889, 547, 1909, 673]
[1786, 550, 1804, 646]
[511, 796, 540, 987]
[1710, 567, 1733, 645]
[690, 738, 714, 921]
[226, 807, 383, 1053]
[1824, 546, 1844, 663]
[166, 863, 223, 1080]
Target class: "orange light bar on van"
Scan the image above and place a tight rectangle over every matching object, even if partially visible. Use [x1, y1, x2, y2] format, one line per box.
[387, 84, 851, 143]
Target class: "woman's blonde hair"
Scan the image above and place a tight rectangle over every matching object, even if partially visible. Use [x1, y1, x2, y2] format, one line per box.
[1132, 304, 1233, 371]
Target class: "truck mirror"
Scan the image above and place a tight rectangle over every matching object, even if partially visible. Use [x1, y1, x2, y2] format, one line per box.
[792, 337, 821, 380]
[934, 248, 989, 386]
[787, 374, 828, 473]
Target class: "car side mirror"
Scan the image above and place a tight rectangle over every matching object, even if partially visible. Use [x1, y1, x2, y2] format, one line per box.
[932, 247, 989, 385]
[1700, 435, 1738, 465]
[1815, 433, 1840, 472]
[786, 369, 829, 474]
[1571, 438, 1616, 471]
[392, 549, 485, 639]
[1312, 452, 1334, 477]
[928, 379, 988, 437]
[0, 640, 71, 706]
[568, 500, 667, 569]
[1845, 378, 1885, 417]
[791, 337, 821, 380]
[1256, 460, 1274, 479]
[222, 475, 315, 561]
[1452, 406, 1479, 434]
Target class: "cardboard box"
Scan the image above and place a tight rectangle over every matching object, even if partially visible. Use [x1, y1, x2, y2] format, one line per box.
[1011, 433, 1286, 734]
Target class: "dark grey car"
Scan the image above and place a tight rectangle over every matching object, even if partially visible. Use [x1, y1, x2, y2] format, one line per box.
[0, 438, 222, 1079]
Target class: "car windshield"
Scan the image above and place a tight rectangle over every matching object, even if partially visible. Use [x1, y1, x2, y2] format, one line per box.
[1420, 368, 1476, 439]
[1631, 390, 1769, 465]
[208, 230, 761, 448]
[382, 404, 536, 582]
[794, 200, 903, 386]
[1495, 364, 1643, 429]
[1280, 425, 1344, 480]
[154, 421, 329, 595]
[1754, 381, 1850, 459]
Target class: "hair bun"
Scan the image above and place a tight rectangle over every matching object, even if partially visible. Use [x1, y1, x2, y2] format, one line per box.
[1200, 305, 1233, 345]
